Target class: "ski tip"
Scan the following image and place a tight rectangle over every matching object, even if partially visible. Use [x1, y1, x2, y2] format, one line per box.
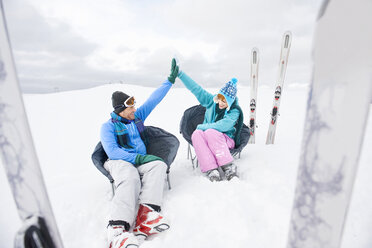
[252, 47, 259, 53]
[284, 30, 292, 37]
[251, 47, 259, 64]
[282, 31, 292, 48]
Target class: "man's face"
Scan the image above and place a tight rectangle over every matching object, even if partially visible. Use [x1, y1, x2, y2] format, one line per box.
[119, 106, 136, 120]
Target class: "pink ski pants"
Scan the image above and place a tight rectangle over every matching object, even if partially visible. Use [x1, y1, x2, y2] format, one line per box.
[191, 129, 235, 173]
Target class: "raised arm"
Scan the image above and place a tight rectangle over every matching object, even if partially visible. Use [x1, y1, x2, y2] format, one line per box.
[135, 80, 172, 121]
[178, 71, 214, 107]
[135, 58, 179, 121]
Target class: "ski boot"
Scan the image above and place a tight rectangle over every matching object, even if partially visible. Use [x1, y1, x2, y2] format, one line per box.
[133, 204, 170, 242]
[222, 163, 238, 180]
[206, 169, 221, 182]
[107, 223, 139, 248]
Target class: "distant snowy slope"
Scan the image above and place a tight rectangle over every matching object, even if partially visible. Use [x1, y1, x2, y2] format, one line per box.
[0, 84, 371, 248]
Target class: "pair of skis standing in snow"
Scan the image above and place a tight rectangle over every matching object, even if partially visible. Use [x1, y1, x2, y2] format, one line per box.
[100, 58, 244, 247]
[248, 31, 292, 145]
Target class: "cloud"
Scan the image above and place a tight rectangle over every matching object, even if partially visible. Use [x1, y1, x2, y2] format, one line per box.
[2, 0, 323, 93]
[2, 0, 105, 92]
[4, 1, 97, 56]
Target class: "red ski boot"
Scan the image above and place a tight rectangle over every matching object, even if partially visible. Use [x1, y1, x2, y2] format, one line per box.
[133, 204, 170, 241]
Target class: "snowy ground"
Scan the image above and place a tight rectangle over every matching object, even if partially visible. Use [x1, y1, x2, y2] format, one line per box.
[1, 83, 371, 248]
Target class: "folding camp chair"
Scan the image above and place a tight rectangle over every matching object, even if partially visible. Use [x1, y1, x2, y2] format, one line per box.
[179, 104, 250, 169]
[92, 126, 179, 195]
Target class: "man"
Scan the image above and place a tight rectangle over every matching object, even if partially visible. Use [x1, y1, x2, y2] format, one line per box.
[100, 59, 179, 247]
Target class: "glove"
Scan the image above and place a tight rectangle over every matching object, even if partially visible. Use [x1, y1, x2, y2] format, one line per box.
[135, 154, 164, 166]
[168, 58, 179, 84]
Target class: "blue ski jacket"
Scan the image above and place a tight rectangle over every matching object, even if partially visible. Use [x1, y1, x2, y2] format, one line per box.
[100, 80, 172, 164]
[178, 71, 240, 139]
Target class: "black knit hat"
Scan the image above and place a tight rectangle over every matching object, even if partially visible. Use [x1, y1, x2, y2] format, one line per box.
[112, 91, 130, 114]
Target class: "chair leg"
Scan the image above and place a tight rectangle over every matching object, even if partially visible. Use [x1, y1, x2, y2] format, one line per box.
[111, 181, 115, 197]
[191, 150, 198, 169]
[232, 151, 242, 159]
[187, 143, 191, 160]
[187, 143, 199, 169]
[167, 173, 171, 190]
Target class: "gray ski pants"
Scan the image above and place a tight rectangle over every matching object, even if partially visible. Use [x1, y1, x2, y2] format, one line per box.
[104, 159, 167, 226]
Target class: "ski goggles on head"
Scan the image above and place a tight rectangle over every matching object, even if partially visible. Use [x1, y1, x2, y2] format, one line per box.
[216, 94, 227, 103]
[114, 96, 136, 109]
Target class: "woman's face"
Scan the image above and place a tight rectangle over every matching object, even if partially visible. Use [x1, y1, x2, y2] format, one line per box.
[217, 94, 228, 109]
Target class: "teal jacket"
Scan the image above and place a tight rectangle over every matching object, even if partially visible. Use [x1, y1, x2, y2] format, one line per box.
[178, 71, 241, 141]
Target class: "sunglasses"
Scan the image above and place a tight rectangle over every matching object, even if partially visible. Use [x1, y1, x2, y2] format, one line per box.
[217, 94, 227, 103]
[114, 96, 136, 109]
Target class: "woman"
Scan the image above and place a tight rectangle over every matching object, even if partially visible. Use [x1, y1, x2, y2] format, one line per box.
[178, 70, 244, 181]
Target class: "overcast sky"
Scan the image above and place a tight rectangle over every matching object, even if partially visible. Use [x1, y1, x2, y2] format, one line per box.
[3, 0, 323, 93]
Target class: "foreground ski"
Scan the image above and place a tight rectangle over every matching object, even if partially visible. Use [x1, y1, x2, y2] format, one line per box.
[266, 31, 292, 144]
[287, 0, 372, 247]
[0, 2, 63, 247]
[248, 48, 259, 144]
